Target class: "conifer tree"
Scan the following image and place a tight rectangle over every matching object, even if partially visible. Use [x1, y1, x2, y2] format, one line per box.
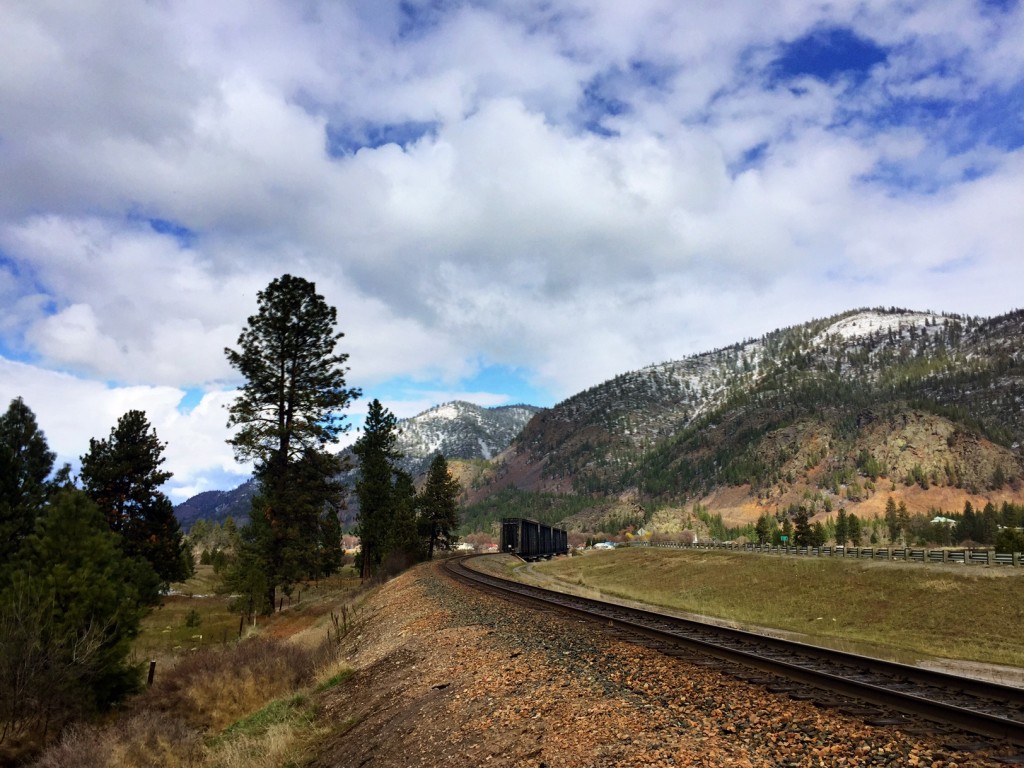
[353, 399, 400, 578]
[793, 509, 812, 547]
[1, 491, 155, 743]
[884, 496, 900, 543]
[0, 397, 55, 563]
[80, 410, 188, 586]
[755, 512, 774, 545]
[847, 513, 862, 546]
[418, 454, 461, 559]
[389, 469, 423, 566]
[224, 274, 359, 607]
[835, 507, 849, 546]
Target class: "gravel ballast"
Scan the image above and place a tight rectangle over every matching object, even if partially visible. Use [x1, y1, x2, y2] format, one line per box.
[309, 561, 1017, 767]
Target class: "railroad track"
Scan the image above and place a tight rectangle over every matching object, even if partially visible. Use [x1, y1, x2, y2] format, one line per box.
[444, 555, 1024, 751]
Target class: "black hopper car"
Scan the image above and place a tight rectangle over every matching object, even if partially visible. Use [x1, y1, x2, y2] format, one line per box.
[500, 517, 568, 560]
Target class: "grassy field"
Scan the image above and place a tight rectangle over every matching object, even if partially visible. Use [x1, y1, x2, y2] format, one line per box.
[133, 563, 363, 674]
[531, 548, 1024, 668]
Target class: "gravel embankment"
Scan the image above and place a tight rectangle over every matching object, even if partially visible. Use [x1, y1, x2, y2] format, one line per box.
[309, 562, 1017, 767]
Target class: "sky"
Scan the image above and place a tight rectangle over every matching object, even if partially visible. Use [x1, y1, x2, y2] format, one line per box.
[2, 0, 1023, 502]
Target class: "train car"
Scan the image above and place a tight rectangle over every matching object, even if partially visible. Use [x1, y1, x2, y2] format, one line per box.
[500, 517, 569, 560]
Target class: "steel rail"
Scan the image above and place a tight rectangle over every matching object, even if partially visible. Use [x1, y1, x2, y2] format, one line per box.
[444, 555, 1024, 747]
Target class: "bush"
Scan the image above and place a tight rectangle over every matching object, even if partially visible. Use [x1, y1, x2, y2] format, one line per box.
[995, 528, 1024, 554]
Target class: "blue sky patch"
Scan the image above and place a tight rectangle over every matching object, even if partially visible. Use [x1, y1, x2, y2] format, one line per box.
[396, 0, 459, 40]
[772, 26, 887, 84]
[730, 142, 769, 176]
[359, 363, 553, 424]
[979, 0, 1017, 13]
[577, 69, 633, 137]
[326, 120, 440, 156]
[148, 217, 196, 247]
[177, 387, 205, 414]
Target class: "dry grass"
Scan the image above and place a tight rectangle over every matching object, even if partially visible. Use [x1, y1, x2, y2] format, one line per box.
[535, 548, 1024, 667]
[31, 570, 367, 768]
[149, 637, 330, 731]
[33, 711, 204, 768]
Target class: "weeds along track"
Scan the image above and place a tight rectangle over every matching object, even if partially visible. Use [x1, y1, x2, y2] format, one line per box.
[444, 555, 1024, 750]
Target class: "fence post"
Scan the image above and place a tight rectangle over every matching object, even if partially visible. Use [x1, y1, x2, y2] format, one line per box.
[988, 550, 995, 566]
[147, 660, 156, 686]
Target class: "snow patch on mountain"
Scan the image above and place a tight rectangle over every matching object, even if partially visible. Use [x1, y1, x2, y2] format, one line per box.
[393, 401, 543, 476]
[815, 310, 942, 344]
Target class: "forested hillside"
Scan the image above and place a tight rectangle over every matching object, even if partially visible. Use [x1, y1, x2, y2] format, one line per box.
[468, 308, 1024, 535]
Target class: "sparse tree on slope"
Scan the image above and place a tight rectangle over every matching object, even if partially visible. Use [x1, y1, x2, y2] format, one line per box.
[418, 454, 461, 560]
[80, 410, 188, 586]
[224, 274, 359, 607]
[0, 397, 55, 563]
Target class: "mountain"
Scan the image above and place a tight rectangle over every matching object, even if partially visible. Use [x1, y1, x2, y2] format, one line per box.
[174, 478, 257, 531]
[473, 307, 1024, 530]
[391, 401, 543, 476]
[174, 401, 542, 530]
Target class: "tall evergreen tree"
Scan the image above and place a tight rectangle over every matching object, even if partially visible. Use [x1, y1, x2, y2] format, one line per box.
[224, 274, 359, 607]
[418, 454, 461, 560]
[793, 509, 812, 546]
[835, 507, 848, 546]
[80, 410, 188, 586]
[884, 496, 900, 542]
[755, 512, 774, 545]
[389, 469, 423, 566]
[847, 513, 862, 546]
[0, 397, 55, 563]
[352, 399, 400, 579]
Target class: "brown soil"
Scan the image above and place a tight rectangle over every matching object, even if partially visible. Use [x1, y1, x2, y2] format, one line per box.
[309, 561, 1019, 767]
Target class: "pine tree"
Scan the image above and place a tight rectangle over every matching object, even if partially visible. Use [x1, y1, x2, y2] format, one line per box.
[353, 399, 400, 579]
[80, 410, 188, 586]
[0, 491, 155, 743]
[418, 454, 461, 560]
[793, 509, 812, 546]
[835, 507, 848, 546]
[389, 470, 423, 566]
[847, 513, 862, 546]
[224, 274, 359, 607]
[0, 398, 56, 562]
[884, 495, 899, 542]
[896, 500, 910, 545]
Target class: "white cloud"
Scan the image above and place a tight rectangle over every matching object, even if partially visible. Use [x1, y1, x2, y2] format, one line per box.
[0, 358, 250, 501]
[1, 0, 1022, 494]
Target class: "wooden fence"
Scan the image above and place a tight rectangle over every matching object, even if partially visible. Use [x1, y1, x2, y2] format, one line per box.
[630, 540, 1024, 567]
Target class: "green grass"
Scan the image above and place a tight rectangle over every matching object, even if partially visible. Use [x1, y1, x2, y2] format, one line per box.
[534, 548, 1024, 667]
[314, 668, 355, 693]
[217, 695, 312, 742]
[133, 564, 240, 660]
